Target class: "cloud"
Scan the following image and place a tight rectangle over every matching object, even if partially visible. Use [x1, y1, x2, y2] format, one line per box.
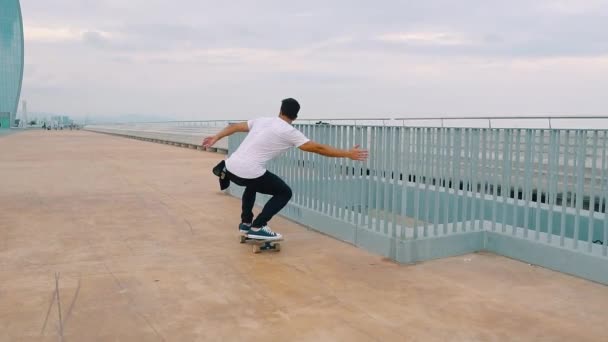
[377, 31, 471, 46]
[538, 0, 607, 15]
[24, 25, 116, 45]
[24, 26, 82, 42]
[82, 30, 113, 47]
[17, 0, 608, 119]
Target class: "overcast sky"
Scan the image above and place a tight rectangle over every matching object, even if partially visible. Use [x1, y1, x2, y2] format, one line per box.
[19, 0, 608, 121]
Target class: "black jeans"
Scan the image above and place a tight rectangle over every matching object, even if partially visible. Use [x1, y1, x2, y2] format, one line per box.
[227, 170, 292, 228]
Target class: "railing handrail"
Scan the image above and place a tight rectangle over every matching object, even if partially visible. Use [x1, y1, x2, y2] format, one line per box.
[301, 115, 608, 121]
[89, 115, 608, 124]
[87, 115, 608, 130]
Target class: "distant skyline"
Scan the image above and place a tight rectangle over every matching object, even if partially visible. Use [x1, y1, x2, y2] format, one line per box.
[19, 0, 608, 121]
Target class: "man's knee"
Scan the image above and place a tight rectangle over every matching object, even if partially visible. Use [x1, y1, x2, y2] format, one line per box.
[286, 187, 293, 200]
[281, 186, 293, 201]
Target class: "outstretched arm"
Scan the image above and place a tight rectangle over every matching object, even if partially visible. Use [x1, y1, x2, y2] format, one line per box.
[202, 122, 249, 148]
[299, 141, 368, 161]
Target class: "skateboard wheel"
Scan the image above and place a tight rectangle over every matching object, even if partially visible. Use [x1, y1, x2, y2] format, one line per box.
[274, 243, 281, 252]
[253, 245, 261, 254]
[239, 235, 246, 244]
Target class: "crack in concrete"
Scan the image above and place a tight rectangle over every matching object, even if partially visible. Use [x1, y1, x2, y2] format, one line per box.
[184, 219, 194, 234]
[55, 272, 65, 342]
[40, 289, 57, 336]
[62, 276, 82, 327]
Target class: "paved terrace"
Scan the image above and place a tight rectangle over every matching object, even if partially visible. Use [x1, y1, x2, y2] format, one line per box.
[1, 130, 608, 342]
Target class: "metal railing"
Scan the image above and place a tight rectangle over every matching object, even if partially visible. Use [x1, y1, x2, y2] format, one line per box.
[296, 116, 608, 130]
[232, 124, 608, 250]
[228, 122, 608, 283]
[91, 115, 608, 129]
[85, 115, 608, 150]
[85, 117, 608, 283]
[85, 122, 228, 150]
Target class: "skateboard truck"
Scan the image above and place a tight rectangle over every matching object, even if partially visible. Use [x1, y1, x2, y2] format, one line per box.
[239, 234, 282, 253]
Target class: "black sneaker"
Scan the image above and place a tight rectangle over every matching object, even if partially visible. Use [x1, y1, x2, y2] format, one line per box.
[247, 225, 282, 241]
[239, 223, 251, 234]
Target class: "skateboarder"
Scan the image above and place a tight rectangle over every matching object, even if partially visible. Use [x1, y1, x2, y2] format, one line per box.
[203, 98, 368, 240]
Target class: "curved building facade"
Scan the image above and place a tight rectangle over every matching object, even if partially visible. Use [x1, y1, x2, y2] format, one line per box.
[0, 0, 24, 128]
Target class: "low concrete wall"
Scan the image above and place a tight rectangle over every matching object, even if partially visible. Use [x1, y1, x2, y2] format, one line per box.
[229, 183, 608, 285]
[85, 127, 228, 154]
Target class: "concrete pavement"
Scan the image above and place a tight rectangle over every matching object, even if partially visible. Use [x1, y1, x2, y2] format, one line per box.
[1, 130, 608, 341]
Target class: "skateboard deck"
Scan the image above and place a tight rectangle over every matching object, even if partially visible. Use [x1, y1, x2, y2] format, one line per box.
[239, 233, 283, 253]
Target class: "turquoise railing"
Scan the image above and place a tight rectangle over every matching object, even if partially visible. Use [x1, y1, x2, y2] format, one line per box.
[86, 121, 229, 150]
[86, 117, 608, 284]
[228, 122, 608, 284]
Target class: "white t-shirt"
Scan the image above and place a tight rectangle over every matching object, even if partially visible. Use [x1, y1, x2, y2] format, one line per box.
[225, 117, 310, 179]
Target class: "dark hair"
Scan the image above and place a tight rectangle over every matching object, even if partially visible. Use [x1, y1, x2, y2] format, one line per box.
[280, 98, 300, 120]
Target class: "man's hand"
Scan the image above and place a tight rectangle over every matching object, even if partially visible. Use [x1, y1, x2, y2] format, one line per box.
[202, 136, 218, 148]
[201, 122, 249, 148]
[348, 145, 368, 161]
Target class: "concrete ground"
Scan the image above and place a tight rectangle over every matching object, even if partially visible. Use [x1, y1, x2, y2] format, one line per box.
[0, 129, 18, 137]
[1, 130, 608, 342]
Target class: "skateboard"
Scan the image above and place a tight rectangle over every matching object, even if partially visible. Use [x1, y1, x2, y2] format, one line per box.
[239, 233, 282, 254]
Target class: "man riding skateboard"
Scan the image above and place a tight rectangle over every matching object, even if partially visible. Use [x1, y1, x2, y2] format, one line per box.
[203, 98, 368, 240]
